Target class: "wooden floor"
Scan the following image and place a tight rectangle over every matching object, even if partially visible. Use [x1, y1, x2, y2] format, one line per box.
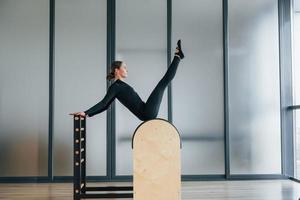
[0, 180, 300, 199]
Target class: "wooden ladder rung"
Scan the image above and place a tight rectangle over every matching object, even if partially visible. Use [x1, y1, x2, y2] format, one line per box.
[79, 193, 133, 198]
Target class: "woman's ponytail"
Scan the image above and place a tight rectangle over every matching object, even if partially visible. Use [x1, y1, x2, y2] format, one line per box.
[107, 61, 123, 81]
[106, 71, 115, 80]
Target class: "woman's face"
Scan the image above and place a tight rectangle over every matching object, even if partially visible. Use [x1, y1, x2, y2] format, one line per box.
[115, 62, 128, 78]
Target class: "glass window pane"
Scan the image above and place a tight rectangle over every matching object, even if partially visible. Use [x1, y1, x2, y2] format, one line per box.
[228, 0, 281, 174]
[295, 0, 300, 12]
[54, 0, 107, 176]
[295, 110, 300, 178]
[172, 0, 224, 175]
[293, 0, 300, 179]
[0, 0, 49, 176]
[293, 10, 300, 104]
[115, 0, 168, 175]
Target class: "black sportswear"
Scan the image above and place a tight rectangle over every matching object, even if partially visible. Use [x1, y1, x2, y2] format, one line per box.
[84, 56, 181, 121]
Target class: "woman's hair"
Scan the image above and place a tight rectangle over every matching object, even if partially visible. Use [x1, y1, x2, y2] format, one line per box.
[106, 61, 123, 81]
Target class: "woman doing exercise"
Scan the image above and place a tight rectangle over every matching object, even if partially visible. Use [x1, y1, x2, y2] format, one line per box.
[70, 40, 184, 121]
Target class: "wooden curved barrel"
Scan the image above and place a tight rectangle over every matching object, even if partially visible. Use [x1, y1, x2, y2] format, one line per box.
[132, 118, 181, 200]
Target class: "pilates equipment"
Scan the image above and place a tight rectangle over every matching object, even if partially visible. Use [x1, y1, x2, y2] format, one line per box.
[73, 116, 133, 199]
[132, 118, 182, 200]
[73, 116, 181, 200]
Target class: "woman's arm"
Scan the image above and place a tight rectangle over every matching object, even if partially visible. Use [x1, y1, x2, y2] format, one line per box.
[84, 84, 119, 117]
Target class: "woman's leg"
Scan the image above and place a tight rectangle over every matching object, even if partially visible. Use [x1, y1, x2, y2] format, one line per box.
[142, 55, 181, 119]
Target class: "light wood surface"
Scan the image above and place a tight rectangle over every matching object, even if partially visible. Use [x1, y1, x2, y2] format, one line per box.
[133, 119, 181, 200]
[0, 180, 300, 199]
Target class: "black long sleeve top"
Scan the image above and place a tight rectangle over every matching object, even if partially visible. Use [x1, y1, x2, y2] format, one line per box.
[84, 79, 145, 120]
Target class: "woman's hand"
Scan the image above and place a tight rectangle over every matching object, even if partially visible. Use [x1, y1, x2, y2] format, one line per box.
[69, 111, 88, 117]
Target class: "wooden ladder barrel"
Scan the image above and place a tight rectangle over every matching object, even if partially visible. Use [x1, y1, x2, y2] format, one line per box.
[132, 118, 182, 200]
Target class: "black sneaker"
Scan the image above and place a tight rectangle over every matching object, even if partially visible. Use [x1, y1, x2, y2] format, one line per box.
[175, 39, 184, 59]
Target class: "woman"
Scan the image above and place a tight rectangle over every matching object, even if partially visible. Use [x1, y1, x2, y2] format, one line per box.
[70, 40, 184, 121]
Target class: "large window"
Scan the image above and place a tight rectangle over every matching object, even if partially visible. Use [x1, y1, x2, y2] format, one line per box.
[0, 0, 49, 177]
[228, 0, 281, 174]
[0, 0, 291, 182]
[172, 0, 224, 175]
[292, 0, 300, 179]
[54, 0, 107, 176]
[115, 0, 168, 175]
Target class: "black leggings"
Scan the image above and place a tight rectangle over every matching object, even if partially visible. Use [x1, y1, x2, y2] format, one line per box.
[140, 56, 181, 120]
